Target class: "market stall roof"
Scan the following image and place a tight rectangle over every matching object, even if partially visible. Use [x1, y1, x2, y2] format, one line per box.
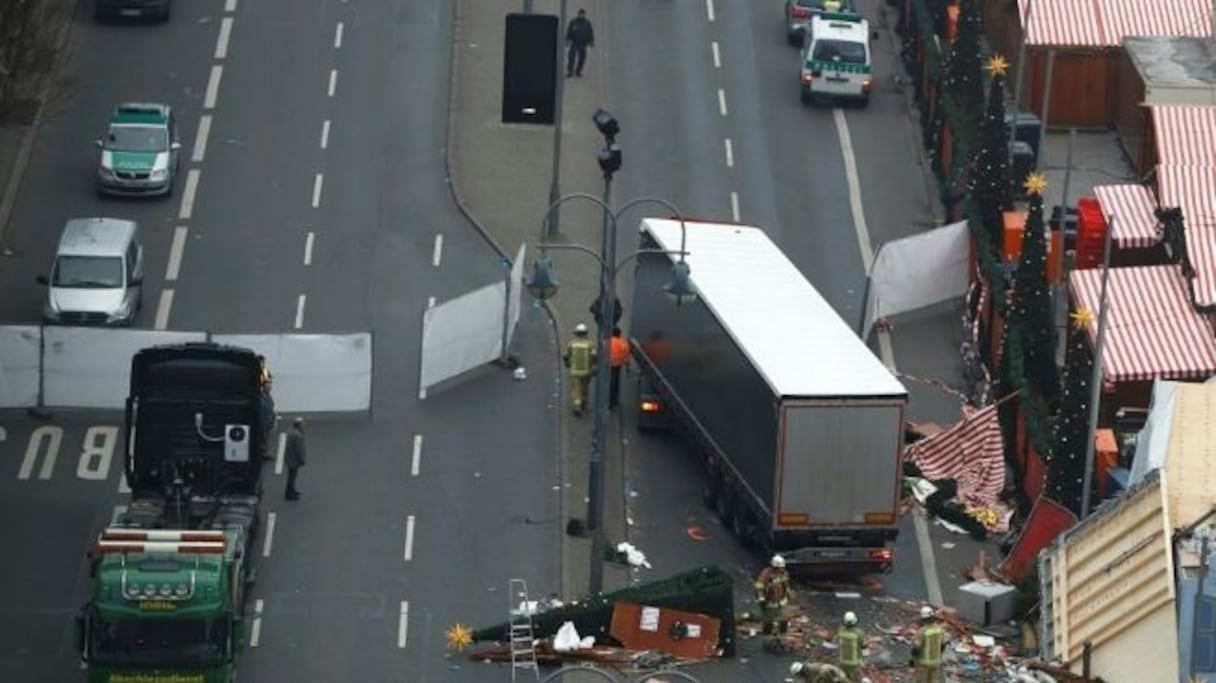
[1070, 265, 1216, 383]
[1155, 162, 1216, 306]
[1093, 184, 1160, 248]
[1152, 104, 1216, 168]
[1018, 0, 1212, 47]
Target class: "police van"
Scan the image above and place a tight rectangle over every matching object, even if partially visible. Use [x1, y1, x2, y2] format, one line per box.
[799, 12, 874, 107]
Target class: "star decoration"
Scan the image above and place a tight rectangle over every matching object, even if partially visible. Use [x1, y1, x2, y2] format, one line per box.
[985, 54, 1010, 77]
[1023, 172, 1048, 196]
[445, 623, 473, 651]
[1070, 307, 1095, 330]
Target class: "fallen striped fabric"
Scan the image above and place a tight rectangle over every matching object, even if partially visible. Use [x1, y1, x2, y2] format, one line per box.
[904, 403, 1005, 508]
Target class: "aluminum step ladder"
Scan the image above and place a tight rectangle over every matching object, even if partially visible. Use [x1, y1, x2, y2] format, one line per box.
[507, 578, 540, 681]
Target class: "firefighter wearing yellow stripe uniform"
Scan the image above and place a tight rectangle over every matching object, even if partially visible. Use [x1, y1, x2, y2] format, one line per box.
[563, 323, 596, 416]
[837, 611, 864, 682]
[754, 554, 791, 636]
[911, 606, 946, 683]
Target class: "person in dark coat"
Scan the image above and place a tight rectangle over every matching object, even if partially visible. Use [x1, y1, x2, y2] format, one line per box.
[284, 417, 306, 501]
[259, 374, 278, 462]
[565, 9, 595, 78]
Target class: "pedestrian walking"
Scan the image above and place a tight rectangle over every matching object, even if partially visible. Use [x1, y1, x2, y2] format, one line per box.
[911, 606, 946, 683]
[565, 8, 594, 77]
[563, 323, 595, 416]
[836, 611, 865, 682]
[753, 555, 792, 638]
[284, 417, 306, 501]
[608, 327, 630, 410]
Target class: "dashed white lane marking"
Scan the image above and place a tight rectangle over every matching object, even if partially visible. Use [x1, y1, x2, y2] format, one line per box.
[110, 504, 128, 525]
[705, 0, 715, 22]
[427, 296, 436, 309]
[327, 69, 338, 97]
[730, 191, 740, 222]
[312, 173, 324, 208]
[224, 0, 237, 11]
[192, 115, 211, 162]
[154, 290, 174, 330]
[717, 88, 728, 117]
[118, 474, 130, 494]
[262, 512, 277, 557]
[204, 65, 223, 109]
[334, 22, 344, 48]
[250, 599, 264, 647]
[275, 432, 286, 475]
[831, 107, 894, 365]
[304, 232, 315, 265]
[178, 169, 200, 219]
[403, 515, 416, 561]
[398, 601, 409, 648]
[431, 234, 443, 267]
[320, 120, 330, 149]
[711, 41, 721, 68]
[215, 17, 233, 59]
[724, 138, 734, 169]
[411, 435, 422, 476]
[294, 295, 306, 329]
[166, 226, 187, 281]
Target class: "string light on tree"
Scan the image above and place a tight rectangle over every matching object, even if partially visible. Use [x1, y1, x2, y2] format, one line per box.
[1050, 314, 1095, 516]
[969, 52, 1014, 261]
[1009, 172, 1060, 407]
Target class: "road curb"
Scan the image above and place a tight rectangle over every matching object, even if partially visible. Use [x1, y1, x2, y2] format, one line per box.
[0, 0, 82, 248]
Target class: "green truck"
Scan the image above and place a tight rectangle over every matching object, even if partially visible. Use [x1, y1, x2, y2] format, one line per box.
[76, 343, 271, 683]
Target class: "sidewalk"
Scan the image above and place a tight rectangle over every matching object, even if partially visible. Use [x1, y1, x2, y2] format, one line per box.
[447, 0, 634, 600]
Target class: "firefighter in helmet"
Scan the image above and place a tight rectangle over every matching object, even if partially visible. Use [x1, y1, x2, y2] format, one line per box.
[754, 555, 792, 637]
[911, 606, 946, 683]
[563, 323, 596, 416]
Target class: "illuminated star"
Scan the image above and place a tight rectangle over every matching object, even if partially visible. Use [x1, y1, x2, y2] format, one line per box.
[985, 54, 1010, 77]
[1070, 307, 1095, 330]
[1023, 172, 1048, 197]
[445, 623, 473, 651]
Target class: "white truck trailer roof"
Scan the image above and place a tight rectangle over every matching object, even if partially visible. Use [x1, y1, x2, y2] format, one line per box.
[642, 218, 907, 399]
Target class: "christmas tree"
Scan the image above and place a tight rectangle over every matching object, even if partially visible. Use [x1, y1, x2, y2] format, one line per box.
[1009, 172, 1060, 406]
[969, 54, 1013, 260]
[1049, 311, 1096, 515]
[940, 0, 985, 131]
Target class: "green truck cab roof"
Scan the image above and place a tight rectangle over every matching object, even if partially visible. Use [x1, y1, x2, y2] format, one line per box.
[110, 103, 171, 127]
[91, 529, 234, 619]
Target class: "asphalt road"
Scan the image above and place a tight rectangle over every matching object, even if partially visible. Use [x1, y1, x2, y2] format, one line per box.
[0, 1, 559, 681]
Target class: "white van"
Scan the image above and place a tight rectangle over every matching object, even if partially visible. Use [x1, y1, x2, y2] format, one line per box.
[38, 218, 144, 326]
[799, 13, 874, 107]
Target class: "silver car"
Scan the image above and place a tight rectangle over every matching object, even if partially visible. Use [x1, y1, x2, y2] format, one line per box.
[37, 218, 144, 326]
[785, 0, 858, 44]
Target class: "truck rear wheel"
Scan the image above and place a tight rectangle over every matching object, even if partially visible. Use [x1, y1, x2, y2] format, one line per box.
[715, 485, 736, 525]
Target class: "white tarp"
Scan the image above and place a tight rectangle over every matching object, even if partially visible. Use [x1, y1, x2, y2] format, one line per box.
[863, 220, 970, 339]
[506, 243, 526, 349]
[419, 281, 507, 394]
[42, 328, 206, 408]
[0, 326, 41, 408]
[1130, 379, 1182, 485]
[213, 334, 372, 412]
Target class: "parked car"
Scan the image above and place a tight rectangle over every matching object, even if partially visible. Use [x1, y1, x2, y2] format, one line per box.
[95, 103, 181, 197]
[95, 0, 171, 22]
[38, 218, 144, 326]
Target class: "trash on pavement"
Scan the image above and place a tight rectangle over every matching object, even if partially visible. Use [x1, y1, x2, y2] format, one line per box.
[552, 621, 595, 651]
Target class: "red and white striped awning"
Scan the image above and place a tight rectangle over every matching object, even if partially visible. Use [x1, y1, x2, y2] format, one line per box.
[1018, 0, 1212, 46]
[904, 403, 1004, 508]
[1156, 164, 1216, 305]
[1069, 265, 1216, 383]
[1093, 184, 1160, 249]
[1152, 105, 1216, 167]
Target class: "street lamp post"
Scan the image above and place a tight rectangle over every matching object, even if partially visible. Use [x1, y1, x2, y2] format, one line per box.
[526, 112, 695, 595]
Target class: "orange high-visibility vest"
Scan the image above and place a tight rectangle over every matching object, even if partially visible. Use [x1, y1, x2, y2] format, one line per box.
[610, 336, 630, 367]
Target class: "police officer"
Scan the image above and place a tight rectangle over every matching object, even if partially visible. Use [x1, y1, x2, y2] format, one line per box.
[790, 661, 851, 683]
[563, 323, 595, 416]
[837, 611, 864, 682]
[754, 555, 792, 637]
[565, 8, 595, 78]
[608, 327, 630, 410]
[284, 417, 306, 501]
[911, 606, 946, 683]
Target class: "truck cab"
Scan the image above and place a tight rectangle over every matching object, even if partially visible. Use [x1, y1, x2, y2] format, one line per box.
[800, 13, 874, 107]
